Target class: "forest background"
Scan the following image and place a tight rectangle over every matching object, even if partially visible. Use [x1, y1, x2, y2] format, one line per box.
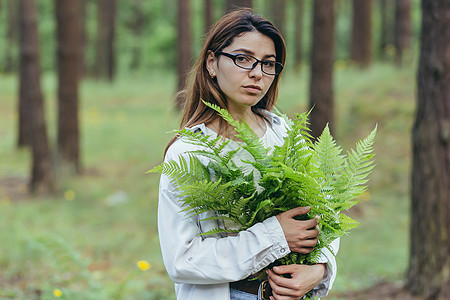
[0, 0, 444, 299]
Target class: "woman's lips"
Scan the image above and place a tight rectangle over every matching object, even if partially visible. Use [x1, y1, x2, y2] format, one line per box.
[243, 85, 262, 93]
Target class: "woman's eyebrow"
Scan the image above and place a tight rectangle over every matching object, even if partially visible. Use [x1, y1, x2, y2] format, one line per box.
[231, 48, 276, 59]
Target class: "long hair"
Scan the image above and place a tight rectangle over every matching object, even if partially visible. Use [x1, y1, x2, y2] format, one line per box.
[166, 9, 286, 155]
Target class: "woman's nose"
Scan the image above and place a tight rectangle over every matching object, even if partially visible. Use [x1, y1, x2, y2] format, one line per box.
[248, 62, 263, 79]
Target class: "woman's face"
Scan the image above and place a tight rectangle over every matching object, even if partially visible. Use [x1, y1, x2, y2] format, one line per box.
[207, 31, 277, 115]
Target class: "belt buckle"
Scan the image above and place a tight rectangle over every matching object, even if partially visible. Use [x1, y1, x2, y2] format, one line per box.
[259, 280, 271, 300]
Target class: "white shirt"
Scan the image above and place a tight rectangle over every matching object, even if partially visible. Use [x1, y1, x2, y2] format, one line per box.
[157, 112, 339, 300]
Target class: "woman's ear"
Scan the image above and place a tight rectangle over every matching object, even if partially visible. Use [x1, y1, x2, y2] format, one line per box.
[206, 51, 217, 78]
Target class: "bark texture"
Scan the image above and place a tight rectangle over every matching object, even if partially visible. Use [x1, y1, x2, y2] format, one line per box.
[95, 0, 117, 81]
[18, 0, 54, 194]
[56, 0, 81, 174]
[407, 0, 450, 299]
[176, 0, 192, 110]
[309, 0, 335, 139]
[394, 0, 412, 65]
[351, 0, 372, 67]
[293, 0, 304, 72]
[269, 0, 286, 36]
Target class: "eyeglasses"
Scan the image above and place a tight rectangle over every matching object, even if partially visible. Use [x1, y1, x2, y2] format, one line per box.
[216, 51, 284, 76]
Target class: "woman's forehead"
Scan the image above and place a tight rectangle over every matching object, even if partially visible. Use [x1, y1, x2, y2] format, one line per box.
[225, 31, 276, 57]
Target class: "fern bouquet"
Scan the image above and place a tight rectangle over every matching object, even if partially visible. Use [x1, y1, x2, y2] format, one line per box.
[149, 102, 376, 286]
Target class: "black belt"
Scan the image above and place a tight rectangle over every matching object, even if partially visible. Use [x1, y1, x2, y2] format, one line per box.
[229, 279, 272, 299]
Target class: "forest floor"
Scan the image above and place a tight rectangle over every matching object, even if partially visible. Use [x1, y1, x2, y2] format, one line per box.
[0, 65, 416, 299]
[333, 282, 424, 300]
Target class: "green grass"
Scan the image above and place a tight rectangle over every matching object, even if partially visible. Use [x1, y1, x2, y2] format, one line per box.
[0, 63, 415, 299]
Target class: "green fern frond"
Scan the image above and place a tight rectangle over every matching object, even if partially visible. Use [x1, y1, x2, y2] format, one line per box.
[203, 101, 267, 164]
[148, 106, 377, 274]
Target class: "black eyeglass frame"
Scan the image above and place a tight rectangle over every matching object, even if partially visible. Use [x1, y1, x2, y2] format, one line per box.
[215, 51, 284, 76]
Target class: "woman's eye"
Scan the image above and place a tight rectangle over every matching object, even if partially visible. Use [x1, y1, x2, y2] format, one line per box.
[263, 61, 275, 68]
[236, 55, 250, 63]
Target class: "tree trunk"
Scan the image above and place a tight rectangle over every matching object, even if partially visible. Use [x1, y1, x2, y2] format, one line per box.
[226, 0, 252, 12]
[176, 0, 192, 109]
[394, 0, 412, 65]
[55, 0, 81, 174]
[205, 0, 213, 34]
[350, 0, 372, 67]
[4, 0, 18, 73]
[18, 0, 54, 194]
[269, 0, 286, 36]
[309, 0, 335, 139]
[128, 0, 146, 70]
[16, 0, 30, 147]
[95, 0, 117, 81]
[80, 0, 87, 77]
[379, 0, 394, 60]
[293, 0, 304, 72]
[407, 0, 450, 299]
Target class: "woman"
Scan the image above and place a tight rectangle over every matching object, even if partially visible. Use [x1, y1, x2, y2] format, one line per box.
[158, 9, 339, 300]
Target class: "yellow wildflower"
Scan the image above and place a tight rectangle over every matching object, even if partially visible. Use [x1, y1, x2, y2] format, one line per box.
[53, 289, 63, 297]
[64, 190, 75, 201]
[137, 260, 151, 271]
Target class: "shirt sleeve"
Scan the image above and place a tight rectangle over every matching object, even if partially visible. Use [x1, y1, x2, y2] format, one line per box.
[157, 139, 290, 285]
[310, 238, 340, 298]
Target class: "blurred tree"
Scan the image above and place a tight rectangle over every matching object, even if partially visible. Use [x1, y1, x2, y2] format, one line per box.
[394, 0, 412, 65]
[293, 0, 305, 72]
[379, 0, 394, 60]
[407, 0, 450, 298]
[350, 0, 372, 67]
[95, 0, 117, 81]
[269, 0, 286, 36]
[309, 0, 335, 139]
[55, 0, 81, 174]
[127, 0, 146, 70]
[4, 0, 17, 73]
[80, 0, 87, 77]
[176, 0, 191, 109]
[18, 0, 54, 193]
[205, 0, 214, 34]
[226, 0, 252, 12]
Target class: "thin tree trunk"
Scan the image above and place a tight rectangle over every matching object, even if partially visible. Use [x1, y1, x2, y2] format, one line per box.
[176, 0, 192, 110]
[56, 0, 81, 174]
[406, 0, 450, 299]
[226, 0, 252, 12]
[394, 0, 412, 65]
[19, 0, 54, 194]
[309, 0, 335, 139]
[379, 0, 394, 60]
[16, 0, 30, 147]
[129, 0, 145, 70]
[80, 0, 87, 77]
[5, 0, 17, 73]
[95, 0, 117, 81]
[351, 0, 372, 67]
[269, 0, 286, 36]
[205, 0, 213, 34]
[294, 0, 304, 72]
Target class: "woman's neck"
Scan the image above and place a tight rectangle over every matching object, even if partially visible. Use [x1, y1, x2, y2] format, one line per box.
[209, 106, 267, 138]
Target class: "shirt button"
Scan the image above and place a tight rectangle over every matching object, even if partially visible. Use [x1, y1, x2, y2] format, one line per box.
[187, 257, 193, 262]
[280, 248, 285, 253]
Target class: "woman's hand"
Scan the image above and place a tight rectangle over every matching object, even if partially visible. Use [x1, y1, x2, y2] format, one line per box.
[267, 264, 326, 300]
[276, 206, 319, 253]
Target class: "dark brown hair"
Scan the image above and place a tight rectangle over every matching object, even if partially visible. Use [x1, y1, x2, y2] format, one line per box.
[166, 9, 286, 155]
